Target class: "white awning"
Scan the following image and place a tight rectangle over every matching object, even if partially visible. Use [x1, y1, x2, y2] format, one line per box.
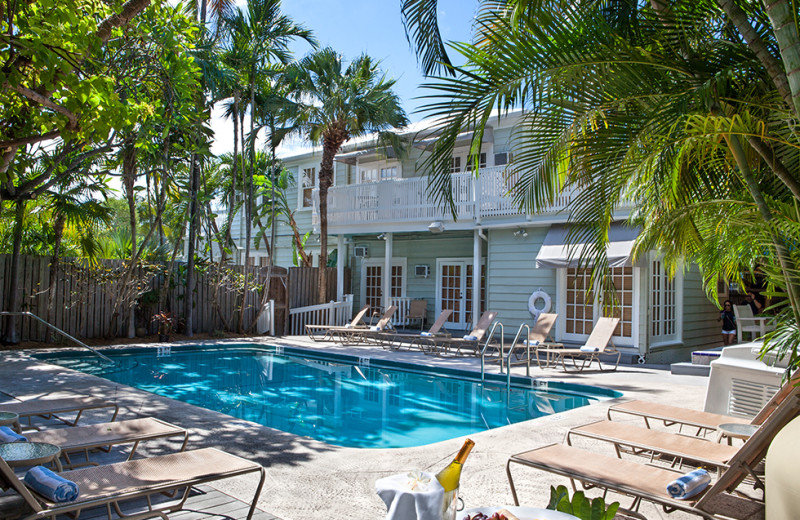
[535, 223, 639, 269]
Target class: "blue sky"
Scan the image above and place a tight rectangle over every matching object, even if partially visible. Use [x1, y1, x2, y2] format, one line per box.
[211, 0, 475, 155]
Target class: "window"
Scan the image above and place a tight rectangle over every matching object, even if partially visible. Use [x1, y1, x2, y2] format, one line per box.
[465, 153, 487, 171]
[450, 157, 461, 173]
[494, 152, 513, 166]
[359, 168, 378, 183]
[563, 266, 635, 344]
[301, 167, 315, 208]
[381, 166, 399, 180]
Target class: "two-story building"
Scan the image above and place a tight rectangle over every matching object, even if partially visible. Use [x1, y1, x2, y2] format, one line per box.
[229, 111, 722, 364]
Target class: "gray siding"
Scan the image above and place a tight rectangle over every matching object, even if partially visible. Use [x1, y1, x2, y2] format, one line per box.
[486, 227, 557, 337]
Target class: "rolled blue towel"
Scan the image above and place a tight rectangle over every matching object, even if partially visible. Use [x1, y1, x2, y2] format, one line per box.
[463, 335, 478, 341]
[0, 426, 26, 442]
[24, 466, 80, 503]
[666, 469, 710, 499]
[370, 325, 381, 331]
[579, 345, 600, 352]
[420, 331, 434, 337]
[523, 339, 540, 346]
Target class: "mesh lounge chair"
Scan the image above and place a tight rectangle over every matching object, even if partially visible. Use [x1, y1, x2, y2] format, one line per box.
[505, 313, 559, 369]
[23, 417, 188, 469]
[0, 395, 119, 432]
[538, 317, 621, 372]
[305, 305, 370, 342]
[334, 306, 397, 345]
[1, 447, 266, 520]
[379, 309, 453, 351]
[423, 311, 498, 356]
[606, 370, 797, 435]
[506, 386, 800, 520]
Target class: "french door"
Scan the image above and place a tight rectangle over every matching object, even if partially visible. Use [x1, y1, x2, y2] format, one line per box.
[559, 266, 637, 347]
[360, 259, 406, 311]
[436, 259, 485, 330]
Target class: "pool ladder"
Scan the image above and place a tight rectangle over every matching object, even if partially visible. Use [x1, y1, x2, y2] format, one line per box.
[0, 311, 113, 363]
[479, 321, 505, 384]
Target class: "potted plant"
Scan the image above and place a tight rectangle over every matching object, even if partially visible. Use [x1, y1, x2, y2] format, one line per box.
[152, 311, 174, 342]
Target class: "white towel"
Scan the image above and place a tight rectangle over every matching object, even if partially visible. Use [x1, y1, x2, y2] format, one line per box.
[371, 325, 381, 331]
[579, 345, 599, 352]
[463, 335, 478, 341]
[523, 340, 540, 346]
[0, 426, 26, 443]
[376, 471, 443, 520]
[420, 332, 433, 337]
[666, 469, 711, 499]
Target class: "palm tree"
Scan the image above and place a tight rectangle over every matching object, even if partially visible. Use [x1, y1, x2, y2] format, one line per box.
[220, 0, 314, 331]
[286, 48, 408, 303]
[403, 1, 800, 367]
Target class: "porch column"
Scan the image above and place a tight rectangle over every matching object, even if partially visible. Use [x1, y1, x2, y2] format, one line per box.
[473, 229, 481, 327]
[383, 232, 393, 310]
[336, 235, 345, 301]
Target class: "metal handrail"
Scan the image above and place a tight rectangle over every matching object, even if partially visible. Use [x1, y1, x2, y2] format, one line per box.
[506, 323, 532, 379]
[479, 321, 504, 382]
[1, 311, 114, 363]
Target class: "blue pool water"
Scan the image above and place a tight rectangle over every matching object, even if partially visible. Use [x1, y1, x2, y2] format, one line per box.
[34, 345, 620, 448]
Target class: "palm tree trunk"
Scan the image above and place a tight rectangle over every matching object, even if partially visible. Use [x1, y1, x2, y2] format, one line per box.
[761, 0, 800, 118]
[122, 144, 138, 338]
[185, 154, 199, 337]
[2, 200, 26, 344]
[317, 135, 341, 303]
[46, 213, 65, 343]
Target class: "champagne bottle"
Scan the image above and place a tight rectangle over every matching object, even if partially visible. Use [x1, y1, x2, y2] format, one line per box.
[437, 439, 475, 519]
[436, 438, 475, 491]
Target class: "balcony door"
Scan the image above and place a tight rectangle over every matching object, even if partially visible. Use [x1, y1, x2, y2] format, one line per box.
[436, 259, 485, 330]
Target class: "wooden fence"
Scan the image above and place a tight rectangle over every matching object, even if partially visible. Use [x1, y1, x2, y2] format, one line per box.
[287, 267, 350, 309]
[0, 254, 291, 341]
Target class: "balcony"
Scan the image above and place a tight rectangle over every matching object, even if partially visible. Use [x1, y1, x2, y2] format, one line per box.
[312, 165, 577, 233]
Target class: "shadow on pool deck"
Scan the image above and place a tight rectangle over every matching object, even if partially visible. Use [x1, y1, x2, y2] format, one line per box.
[1, 337, 712, 520]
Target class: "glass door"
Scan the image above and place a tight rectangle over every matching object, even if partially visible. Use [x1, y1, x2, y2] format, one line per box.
[437, 261, 467, 329]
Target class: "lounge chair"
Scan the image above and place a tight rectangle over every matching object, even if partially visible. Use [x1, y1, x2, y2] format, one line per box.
[506, 386, 800, 519]
[505, 313, 559, 369]
[23, 417, 188, 469]
[1, 447, 266, 520]
[0, 395, 120, 432]
[423, 311, 498, 356]
[305, 305, 370, 342]
[379, 309, 453, 351]
[334, 306, 397, 344]
[538, 317, 621, 371]
[733, 304, 775, 343]
[606, 369, 797, 435]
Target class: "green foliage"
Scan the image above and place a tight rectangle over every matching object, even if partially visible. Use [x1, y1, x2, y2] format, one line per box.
[547, 486, 619, 520]
[293, 231, 312, 267]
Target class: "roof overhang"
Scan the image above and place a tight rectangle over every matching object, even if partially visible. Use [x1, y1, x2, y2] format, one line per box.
[535, 223, 639, 269]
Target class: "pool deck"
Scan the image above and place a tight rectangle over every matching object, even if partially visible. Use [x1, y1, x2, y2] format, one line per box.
[0, 337, 750, 520]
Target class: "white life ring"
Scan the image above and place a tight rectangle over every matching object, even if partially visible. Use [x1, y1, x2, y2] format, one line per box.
[528, 289, 552, 319]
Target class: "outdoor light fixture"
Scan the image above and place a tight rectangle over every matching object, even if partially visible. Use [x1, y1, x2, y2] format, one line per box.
[377, 233, 387, 240]
[428, 221, 445, 234]
[514, 227, 528, 238]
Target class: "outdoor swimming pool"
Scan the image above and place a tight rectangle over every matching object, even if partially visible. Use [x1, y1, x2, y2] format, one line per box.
[34, 345, 621, 448]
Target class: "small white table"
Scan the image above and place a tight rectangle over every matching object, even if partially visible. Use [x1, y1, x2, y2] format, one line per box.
[717, 423, 758, 445]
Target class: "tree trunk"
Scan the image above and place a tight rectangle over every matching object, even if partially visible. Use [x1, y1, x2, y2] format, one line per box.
[184, 154, 199, 337]
[45, 213, 65, 343]
[762, 0, 800, 118]
[317, 131, 347, 303]
[2, 200, 26, 344]
[122, 144, 138, 338]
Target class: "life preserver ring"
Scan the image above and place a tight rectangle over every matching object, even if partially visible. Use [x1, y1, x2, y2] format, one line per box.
[528, 289, 552, 319]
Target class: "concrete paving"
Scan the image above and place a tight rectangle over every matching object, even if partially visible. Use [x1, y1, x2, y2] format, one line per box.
[0, 337, 739, 520]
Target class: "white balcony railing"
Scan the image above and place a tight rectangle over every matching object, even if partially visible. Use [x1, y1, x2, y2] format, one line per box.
[312, 165, 577, 229]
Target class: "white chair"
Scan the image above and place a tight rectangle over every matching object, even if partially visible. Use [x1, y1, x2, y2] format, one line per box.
[733, 304, 775, 343]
